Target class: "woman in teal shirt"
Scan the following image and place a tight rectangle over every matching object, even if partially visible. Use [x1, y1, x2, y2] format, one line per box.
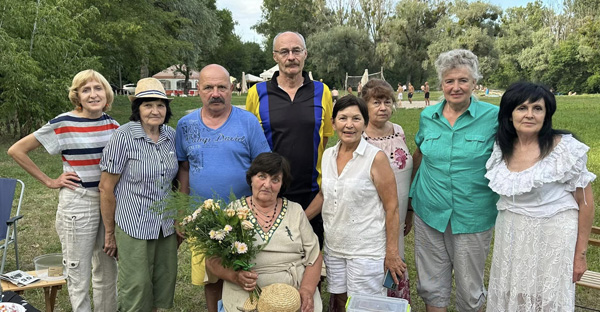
[409, 49, 498, 312]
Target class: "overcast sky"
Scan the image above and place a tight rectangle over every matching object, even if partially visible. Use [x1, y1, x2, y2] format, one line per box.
[215, 0, 562, 44]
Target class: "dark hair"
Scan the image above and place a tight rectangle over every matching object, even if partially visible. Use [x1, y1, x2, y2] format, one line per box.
[360, 79, 396, 104]
[497, 82, 570, 160]
[130, 98, 173, 124]
[332, 95, 369, 125]
[246, 152, 292, 196]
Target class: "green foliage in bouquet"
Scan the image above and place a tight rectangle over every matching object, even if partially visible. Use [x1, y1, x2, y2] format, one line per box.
[173, 194, 263, 271]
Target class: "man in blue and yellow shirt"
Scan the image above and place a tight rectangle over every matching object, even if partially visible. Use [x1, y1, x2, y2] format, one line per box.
[246, 31, 333, 246]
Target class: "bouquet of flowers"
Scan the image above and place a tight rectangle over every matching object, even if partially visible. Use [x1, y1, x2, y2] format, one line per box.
[175, 195, 263, 300]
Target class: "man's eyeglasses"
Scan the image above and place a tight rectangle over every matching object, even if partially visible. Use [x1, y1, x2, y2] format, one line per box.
[273, 48, 305, 57]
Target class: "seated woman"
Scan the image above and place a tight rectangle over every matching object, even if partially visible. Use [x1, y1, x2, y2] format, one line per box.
[306, 95, 406, 311]
[207, 152, 323, 312]
[485, 82, 596, 311]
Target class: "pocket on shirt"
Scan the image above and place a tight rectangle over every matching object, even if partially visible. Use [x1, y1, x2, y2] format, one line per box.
[128, 152, 147, 183]
[420, 132, 443, 160]
[464, 135, 487, 155]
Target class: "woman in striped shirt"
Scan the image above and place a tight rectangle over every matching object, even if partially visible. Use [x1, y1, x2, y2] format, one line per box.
[8, 69, 119, 312]
[99, 78, 178, 312]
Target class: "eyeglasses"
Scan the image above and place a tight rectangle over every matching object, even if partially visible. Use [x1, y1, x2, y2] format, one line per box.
[371, 100, 394, 108]
[273, 48, 305, 57]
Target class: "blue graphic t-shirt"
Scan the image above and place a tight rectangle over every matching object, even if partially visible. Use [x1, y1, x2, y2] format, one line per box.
[175, 106, 270, 200]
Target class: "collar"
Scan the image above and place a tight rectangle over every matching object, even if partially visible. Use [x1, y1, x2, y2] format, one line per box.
[270, 70, 312, 88]
[332, 137, 368, 158]
[129, 121, 168, 142]
[431, 96, 479, 119]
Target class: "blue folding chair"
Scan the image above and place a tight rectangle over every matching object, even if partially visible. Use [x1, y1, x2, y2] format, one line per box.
[0, 178, 24, 273]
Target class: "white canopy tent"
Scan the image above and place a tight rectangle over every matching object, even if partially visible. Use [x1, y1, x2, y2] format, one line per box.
[259, 65, 279, 81]
[245, 73, 264, 83]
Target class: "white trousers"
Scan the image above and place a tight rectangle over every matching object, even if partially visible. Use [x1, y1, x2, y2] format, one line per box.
[56, 187, 118, 312]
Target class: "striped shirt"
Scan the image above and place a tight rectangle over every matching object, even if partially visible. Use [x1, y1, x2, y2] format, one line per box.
[100, 121, 178, 240]
[34, 112, 120, 190]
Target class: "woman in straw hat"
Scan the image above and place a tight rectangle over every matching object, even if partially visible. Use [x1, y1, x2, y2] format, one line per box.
[99, 78, 179, 312]
[207, 152, 323, 312]
[8, 70, 119, 311]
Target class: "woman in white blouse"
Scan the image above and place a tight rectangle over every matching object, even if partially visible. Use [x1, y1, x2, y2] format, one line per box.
[305, 95, 406, 311]
[485, 82, 596, 312]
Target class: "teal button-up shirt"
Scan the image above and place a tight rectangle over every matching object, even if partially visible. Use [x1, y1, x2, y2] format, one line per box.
[409, 97, 499, 234]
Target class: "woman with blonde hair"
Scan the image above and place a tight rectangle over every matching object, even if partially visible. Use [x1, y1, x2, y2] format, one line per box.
[8, 69, 119, 312]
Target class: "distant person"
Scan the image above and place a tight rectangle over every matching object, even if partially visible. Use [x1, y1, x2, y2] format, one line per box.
[408, 83, 414, 105]
[397, 83, 403, 107]
[347, 86, 354, 95]
[235, 82, 241, 96]
[424, 81, 430, 106]
[177, 64, 271, 312]
[8, 70, 118, 312]
[246, 31, 333, 248]
[357, 81, 363, 94]
[331, 87, 339, 103]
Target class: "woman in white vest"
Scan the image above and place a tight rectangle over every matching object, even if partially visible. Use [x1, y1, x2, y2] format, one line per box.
[306, 95, 406, 311]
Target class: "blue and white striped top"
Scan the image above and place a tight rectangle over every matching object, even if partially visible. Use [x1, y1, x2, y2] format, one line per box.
[100, 121, 178, 240]
[34, 112, 120, 190]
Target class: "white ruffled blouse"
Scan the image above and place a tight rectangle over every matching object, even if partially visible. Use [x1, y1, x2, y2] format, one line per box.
[485, 134, 596, 218]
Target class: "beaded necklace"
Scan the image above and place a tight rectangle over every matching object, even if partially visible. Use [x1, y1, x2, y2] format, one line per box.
[250, 196, 277, 231]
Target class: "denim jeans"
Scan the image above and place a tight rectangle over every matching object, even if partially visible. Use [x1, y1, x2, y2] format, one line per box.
[56, 187, 118, 312]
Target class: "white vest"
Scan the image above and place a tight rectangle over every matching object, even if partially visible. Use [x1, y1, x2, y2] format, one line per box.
[321, 138, 386, 259]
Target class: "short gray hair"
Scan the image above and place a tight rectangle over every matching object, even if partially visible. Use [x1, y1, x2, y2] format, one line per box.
[273, 31, 306, 50]
[435, 49, 482, 83]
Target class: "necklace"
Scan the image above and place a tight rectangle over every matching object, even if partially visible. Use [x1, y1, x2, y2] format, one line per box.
[250, 196, 277, 230]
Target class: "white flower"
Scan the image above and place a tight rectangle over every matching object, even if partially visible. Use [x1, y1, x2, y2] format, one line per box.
[223, 224, 233, 233]
[209, 230, 217, 239]
[225, 208, 236, 217]
[214, 230, 226, 241]
[241, 220, 253, 230]
[237, 207, 250, 220]
[234, 241, 248, 254]
[181, 215, 193, 226]
[203, 199, 214, 210]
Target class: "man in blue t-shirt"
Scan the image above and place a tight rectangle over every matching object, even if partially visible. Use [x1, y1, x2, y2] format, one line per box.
[175, 64, 270, 312]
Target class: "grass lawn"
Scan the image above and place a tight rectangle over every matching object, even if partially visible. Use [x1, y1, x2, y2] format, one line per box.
[0, 93, 598, 311]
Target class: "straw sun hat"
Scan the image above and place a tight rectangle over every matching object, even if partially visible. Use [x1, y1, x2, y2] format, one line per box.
[239, 283, 301, 312]
[128, 78, 172, 103]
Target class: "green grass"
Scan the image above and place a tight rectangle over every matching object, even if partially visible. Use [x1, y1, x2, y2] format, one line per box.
[0, 93, 598, 311]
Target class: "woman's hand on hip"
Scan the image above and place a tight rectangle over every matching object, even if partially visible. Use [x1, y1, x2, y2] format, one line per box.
[299, 287, 315, 312]
[48, 171, 80, 189]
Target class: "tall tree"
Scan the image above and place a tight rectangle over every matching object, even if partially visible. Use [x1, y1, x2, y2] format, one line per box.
[378, 0, 447, 85]
[253, 0, 317, 48]
[427, 0, 501, 85]
[307, 25, 372, 88]
[0, 0, 100, 136]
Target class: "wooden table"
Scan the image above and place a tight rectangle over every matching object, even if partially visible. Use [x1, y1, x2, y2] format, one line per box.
[1, 271, 66, 312]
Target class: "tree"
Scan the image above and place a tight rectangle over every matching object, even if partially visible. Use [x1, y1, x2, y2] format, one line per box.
[427, 0, 501, 85]
[0, 0, 100, 136]
[491, 1, 556, 88]
[378, 0, 447, 85]
[307, 25, 372, 88]
[253, 0, 317, 48]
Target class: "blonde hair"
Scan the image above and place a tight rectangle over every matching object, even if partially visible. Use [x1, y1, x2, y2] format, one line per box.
[68, 70, 114, 111]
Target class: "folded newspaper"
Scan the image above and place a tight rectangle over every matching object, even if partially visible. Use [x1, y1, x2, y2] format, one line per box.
[0, 270, 40, 286]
